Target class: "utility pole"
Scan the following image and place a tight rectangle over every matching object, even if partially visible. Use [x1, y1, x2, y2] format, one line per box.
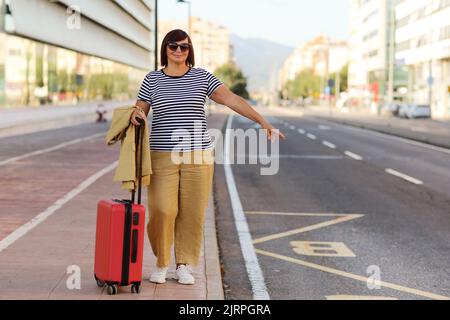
[335, 69, 340, 104]
[177, 0, 191, 35]
[387, 0, 395, 104]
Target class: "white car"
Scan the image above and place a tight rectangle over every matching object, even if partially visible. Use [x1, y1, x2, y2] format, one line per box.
[399, 104, 431, 119]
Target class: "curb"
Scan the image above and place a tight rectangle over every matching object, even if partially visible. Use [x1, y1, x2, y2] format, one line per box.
[204, 191, 224, 300]
[0, 100, 132, 139]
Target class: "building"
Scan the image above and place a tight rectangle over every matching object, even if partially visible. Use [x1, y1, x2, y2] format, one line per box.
[348, 0, 407, 107]
[278, 35, 348, 95]
[0, 0, 155, 108]
[158, 17, 232, 72]
[395, 0, 450, 119]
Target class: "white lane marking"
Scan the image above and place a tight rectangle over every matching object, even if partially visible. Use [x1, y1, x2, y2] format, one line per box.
[318, 125, 331, 130]
[322, 141, 336, 149]
[289, 125, 296, 130]
[0, 132, 107, 166]
[298, 128, 305, 134]
[224, 114, 270, 300]
[344, 151, 363, 161]
[0, 161, 118, 253]
[385, 168, 423, 185]
[307, 133, 316, 140]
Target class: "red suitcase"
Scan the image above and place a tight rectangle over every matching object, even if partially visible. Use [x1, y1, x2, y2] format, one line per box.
[94, 118, 146, 295]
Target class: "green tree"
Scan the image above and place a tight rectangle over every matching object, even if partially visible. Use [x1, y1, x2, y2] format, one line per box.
[283, 69, 321, 100]
[330, 63, 348, 93]
[213, 62, 249, 99]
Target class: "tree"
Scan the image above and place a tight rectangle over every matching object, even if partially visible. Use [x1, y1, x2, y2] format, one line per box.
[283, 69, 321, 100]
[330, 63, 348, 93]
[213, 62, 249, 99]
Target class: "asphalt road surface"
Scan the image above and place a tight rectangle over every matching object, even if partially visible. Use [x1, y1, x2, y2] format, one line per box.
[214, 109, 450, 300]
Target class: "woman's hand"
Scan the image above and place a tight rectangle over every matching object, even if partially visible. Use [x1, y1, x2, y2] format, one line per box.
[130, 107, 147, 126]
[261, 121, 286, 141]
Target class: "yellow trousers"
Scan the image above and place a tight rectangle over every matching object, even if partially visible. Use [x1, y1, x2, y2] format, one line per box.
[147, 149, 214, 268]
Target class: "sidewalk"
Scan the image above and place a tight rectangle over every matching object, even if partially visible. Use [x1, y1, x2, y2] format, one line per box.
[0, 109, 228, 300]
[0, 100, 132, 139]
[272, 105, 450, 149]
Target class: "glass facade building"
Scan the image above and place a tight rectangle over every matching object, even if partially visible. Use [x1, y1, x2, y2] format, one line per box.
[0, 0, 155, 108]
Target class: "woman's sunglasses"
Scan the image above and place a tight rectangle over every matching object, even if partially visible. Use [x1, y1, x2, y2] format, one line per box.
[167, 42, 190, 53]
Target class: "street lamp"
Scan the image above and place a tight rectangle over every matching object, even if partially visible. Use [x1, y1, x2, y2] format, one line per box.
[177, 0, 191, 35]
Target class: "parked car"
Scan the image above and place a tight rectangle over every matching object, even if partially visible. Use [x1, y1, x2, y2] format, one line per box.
[398, 104, 431, 119]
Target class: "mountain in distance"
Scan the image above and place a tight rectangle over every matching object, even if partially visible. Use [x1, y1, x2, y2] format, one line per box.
[230, 34, 293, 94]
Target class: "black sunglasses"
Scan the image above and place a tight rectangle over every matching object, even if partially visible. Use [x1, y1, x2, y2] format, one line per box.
[167, 42, 190, 52]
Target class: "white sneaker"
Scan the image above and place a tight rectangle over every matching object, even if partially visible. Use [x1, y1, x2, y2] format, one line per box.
[149, 266, 168, 284]
[174, 264, 195, 285]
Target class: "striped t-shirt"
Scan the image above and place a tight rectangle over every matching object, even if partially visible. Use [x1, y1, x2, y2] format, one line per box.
[137, 67, 223, 151]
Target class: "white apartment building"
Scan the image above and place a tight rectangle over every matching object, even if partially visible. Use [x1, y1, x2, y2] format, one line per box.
[278, 36, 348, 92]
[395, 0, 450, 119]
[348, 0, 406, 105]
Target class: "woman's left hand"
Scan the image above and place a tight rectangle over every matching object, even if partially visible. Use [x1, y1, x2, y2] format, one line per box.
[261, 121, 286, 141]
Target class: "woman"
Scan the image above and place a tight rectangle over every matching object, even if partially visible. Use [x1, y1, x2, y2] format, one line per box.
[131, 29, 285, 285]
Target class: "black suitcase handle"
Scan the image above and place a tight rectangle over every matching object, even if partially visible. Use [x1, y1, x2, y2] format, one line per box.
[131, 117, 145, 205]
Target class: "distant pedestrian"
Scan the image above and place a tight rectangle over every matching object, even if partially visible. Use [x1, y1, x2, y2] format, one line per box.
[96, 104, 107, 123]
[130, 29, 285, 285]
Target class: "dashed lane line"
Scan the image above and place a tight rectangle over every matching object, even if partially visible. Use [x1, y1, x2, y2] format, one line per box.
[385, 168, 423, 185]
[322, 141, 336, 149]
[344, 151, 363, 161]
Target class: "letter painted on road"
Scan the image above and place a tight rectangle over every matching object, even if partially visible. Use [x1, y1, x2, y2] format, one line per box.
[290, 241, 356, 257]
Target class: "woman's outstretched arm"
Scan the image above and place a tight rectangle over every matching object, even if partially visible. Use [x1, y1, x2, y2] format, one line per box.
[210, 85, 286, 141]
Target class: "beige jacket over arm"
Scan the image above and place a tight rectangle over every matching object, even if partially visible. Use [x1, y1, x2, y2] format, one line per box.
[105, 106, 152, 191]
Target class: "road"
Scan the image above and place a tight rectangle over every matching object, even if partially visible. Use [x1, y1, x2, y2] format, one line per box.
[214, 108, 450, 300]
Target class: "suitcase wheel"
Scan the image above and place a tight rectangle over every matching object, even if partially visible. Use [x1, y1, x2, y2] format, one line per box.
[131, 283, 141, 294]
[107, 284, 118, 295]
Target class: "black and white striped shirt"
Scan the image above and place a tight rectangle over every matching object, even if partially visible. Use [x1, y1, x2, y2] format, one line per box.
[137, 67, 223, 151]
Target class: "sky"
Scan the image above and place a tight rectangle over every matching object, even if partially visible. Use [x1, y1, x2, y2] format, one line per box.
[159, 0, 349, 48]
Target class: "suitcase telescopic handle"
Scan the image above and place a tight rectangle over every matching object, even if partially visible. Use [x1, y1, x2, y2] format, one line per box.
[131, 117, 145, 205]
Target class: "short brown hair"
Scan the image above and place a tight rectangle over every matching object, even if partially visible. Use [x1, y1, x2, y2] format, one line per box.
[160, 29, 195, 67]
